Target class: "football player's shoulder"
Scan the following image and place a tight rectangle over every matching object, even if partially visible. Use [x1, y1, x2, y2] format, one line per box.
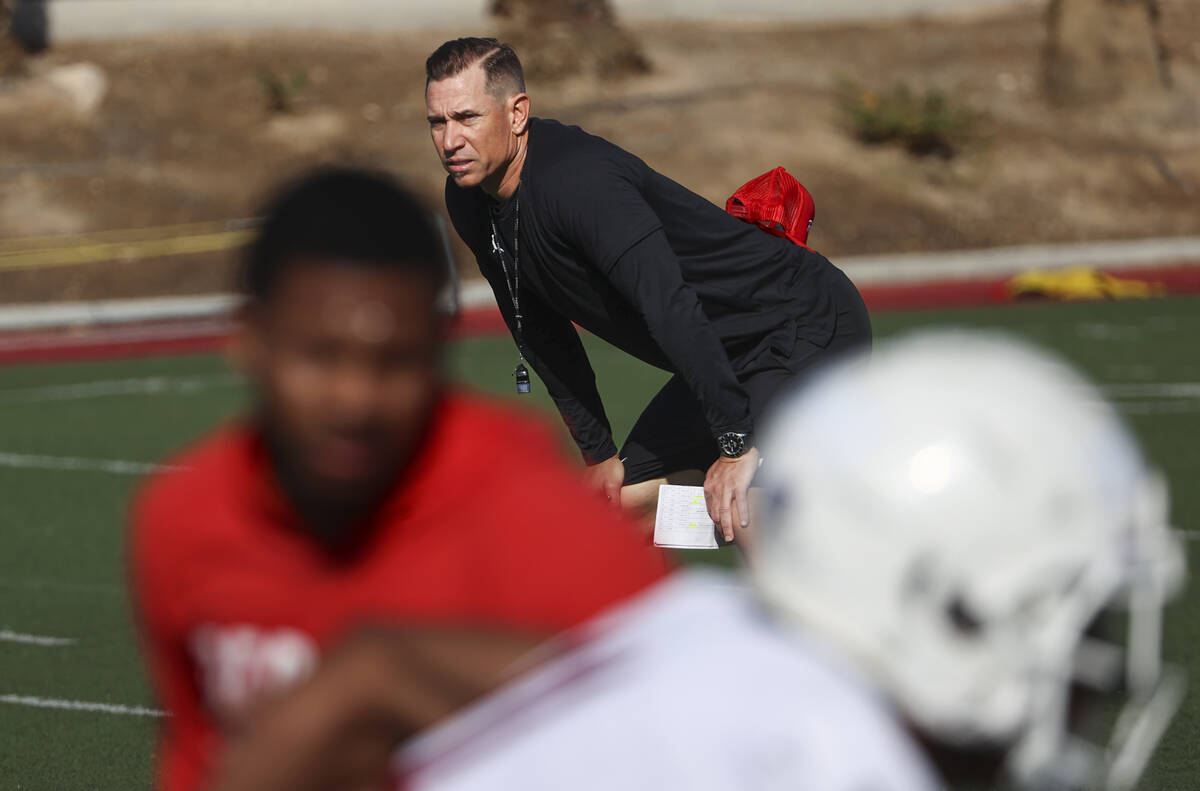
[660, 594, 937, 789]
[439, 390, 564, 459]
[436, 391, 605, 516]
[131, 421, 251, 540]
[764, 635, 939, 790]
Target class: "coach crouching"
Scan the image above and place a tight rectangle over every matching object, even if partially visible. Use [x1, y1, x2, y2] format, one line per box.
[424, 37, 871, 543]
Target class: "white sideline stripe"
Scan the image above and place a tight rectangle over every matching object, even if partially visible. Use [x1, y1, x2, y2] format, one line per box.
[0, 294, 241, 331]
[0, 630, 76, 647]
[1104, 383, 1200, 399]
[839, 236, 1200, 285]
[0, 236, 1197, 332]
[1181, 531, 1200, 542]
[0, 374, 238, 403]
[458, 279, 497, 309]
[0, 694, 165, 718]
[0, 452, 178, 476]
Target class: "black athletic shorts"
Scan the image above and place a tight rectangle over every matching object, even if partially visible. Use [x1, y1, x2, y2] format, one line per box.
[618, 267, 872, 486]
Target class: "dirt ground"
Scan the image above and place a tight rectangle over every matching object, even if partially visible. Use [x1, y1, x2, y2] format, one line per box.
[0, 2, 1197, 304]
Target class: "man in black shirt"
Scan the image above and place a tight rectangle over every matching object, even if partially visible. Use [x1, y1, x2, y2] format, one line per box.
[425, 37, 871, 542]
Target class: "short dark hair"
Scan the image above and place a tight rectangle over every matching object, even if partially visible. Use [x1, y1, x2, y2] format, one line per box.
[425, 37, 525, 99]
[242, 167, 448, 301]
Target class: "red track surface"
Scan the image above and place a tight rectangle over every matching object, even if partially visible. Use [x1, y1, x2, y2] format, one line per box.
[2, 262, 1198, 365]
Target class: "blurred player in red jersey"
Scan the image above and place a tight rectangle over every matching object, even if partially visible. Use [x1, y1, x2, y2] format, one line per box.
[128, 167, 667, 791]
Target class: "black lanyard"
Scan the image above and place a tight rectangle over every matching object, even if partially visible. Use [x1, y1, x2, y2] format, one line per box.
[489, 194, 531, 393]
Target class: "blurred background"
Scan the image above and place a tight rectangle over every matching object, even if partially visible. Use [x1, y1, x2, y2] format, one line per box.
[0, 1, 1198, 789]
[0, 0, 1196, 306]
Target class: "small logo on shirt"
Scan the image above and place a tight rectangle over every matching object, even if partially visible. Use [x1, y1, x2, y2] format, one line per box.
[190, 625, 318, 726]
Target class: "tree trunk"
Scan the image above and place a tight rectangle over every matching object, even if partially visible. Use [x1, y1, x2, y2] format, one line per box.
[1, 0, 49, 77]
[490, 0, 651, 82]
[0, 0, 19, 76]
[1044, 0, 1171, 105]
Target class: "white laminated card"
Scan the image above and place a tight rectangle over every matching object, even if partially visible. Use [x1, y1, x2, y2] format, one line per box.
[653, 484, 719, 550]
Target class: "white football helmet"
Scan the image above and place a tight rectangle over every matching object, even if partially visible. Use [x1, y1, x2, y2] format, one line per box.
[752, 330, 1185, 790]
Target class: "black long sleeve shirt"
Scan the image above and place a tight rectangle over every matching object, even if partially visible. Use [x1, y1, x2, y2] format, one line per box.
[445, 118, 841, 464]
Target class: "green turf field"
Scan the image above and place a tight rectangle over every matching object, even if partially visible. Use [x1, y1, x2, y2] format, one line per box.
[1, 296, 1198, 789]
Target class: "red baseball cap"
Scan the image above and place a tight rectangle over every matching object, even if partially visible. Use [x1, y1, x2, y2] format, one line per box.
[725, 166, 815, 247]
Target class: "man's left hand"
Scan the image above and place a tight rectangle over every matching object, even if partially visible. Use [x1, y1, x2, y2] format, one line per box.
[704, 448, 760, 543]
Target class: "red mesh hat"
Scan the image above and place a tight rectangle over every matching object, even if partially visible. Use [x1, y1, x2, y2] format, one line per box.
[725, 166, 815, 247]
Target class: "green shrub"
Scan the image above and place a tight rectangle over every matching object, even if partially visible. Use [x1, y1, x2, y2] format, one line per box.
[257, 68, 310, 115]
[838, 77, 974, 158]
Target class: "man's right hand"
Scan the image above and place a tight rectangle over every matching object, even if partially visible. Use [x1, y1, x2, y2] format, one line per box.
[583, 455, 625, 507]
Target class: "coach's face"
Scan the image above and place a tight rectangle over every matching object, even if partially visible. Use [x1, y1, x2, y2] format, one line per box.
[241, 260, 445, 522]
[426, 63, 527, 196]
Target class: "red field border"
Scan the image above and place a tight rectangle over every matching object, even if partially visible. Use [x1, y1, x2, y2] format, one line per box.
[2, 239, 1199, 365]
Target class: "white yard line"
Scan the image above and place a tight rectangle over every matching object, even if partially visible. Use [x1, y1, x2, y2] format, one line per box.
[1103, 383, 1200, 399]
[1117, 400, 1200, 416]
[0, 374, 237, 403]
[0, 694, 165, 717]
[0, 577, 123, 596]
[0, 452, 178, 476]
[1093, 382, 1200, 415]
[0, 629, 76, 647]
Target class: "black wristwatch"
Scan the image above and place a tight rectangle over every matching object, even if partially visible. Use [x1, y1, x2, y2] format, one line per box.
[717, 431, 752, 459]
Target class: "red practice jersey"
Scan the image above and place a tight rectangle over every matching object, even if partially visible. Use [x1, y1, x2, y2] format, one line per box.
[129, 391, 668, 791]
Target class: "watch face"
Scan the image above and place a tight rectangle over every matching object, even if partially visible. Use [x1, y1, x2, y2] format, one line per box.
[719, 432, 746, 457]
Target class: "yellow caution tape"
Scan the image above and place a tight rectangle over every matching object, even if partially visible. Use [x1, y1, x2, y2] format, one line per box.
[0, 222, 256, 271]
[0, 220, 253, 251]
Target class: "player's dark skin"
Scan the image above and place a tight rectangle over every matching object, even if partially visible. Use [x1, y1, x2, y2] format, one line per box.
[213, 260, 546, 790]
[234, 258, 446, 549]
